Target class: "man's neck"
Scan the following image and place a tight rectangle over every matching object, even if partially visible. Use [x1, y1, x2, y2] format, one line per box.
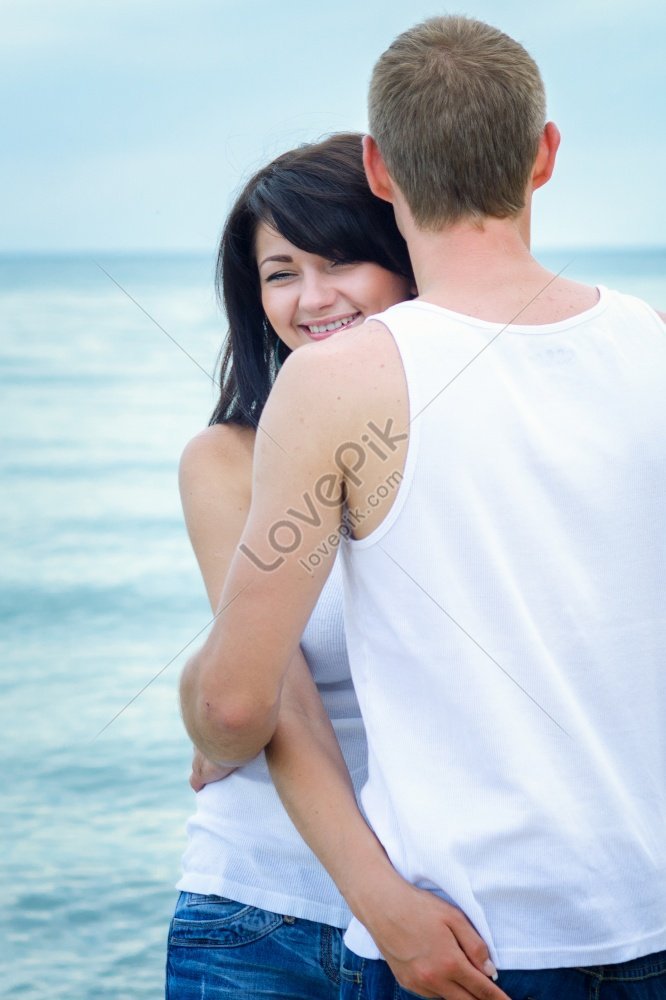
[408, 214, 540, 303]
[402, 214, 595, 326]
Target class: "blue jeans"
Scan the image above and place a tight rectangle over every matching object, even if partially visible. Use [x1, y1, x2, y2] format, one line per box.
[166, 891, 343, 999]
[340, 944, 666, 1000]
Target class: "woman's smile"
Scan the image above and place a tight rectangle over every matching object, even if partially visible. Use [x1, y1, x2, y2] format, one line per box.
[299, 311, 362, 339]
[255, 222, 412, 352]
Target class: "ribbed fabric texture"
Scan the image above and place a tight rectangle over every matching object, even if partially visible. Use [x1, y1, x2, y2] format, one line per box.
[342, 289, 666, 967]
[178, 557, 367, 927]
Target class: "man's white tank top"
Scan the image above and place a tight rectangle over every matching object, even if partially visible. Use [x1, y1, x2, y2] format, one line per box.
[341, 288, 666, 968]
[178, 556, 367, 927]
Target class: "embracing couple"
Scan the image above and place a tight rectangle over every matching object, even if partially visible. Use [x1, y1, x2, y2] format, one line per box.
[171, 15, 666, 1000]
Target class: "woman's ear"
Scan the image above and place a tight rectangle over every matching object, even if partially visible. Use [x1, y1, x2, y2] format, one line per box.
[362, 135, 396, 204]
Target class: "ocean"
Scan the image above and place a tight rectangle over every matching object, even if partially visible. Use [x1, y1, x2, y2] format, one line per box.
[1, 249, 665, 998]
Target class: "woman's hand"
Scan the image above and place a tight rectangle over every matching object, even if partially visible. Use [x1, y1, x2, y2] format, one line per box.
[189, 749, 237, 791]
[267, 655, 508, 1000]
[359, 875, 505, 1000]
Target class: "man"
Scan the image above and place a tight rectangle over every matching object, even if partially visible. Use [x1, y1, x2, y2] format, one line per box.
[181, 16, 666, 1000]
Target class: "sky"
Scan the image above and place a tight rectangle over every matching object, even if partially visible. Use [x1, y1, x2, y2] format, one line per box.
[2, 0, 664, 252]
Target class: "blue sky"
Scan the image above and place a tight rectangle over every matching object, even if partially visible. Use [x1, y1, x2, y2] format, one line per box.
[2, 0, 664, 251]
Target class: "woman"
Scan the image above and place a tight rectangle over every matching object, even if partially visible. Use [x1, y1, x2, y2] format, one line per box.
[166, 133, 414, 999]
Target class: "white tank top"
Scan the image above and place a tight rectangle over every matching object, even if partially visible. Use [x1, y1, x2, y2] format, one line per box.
[342, 288, 666, 967]
[178, 556, 367, 927]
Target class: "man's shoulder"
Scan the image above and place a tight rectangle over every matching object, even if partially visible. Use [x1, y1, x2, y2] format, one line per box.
[263, 320, 408, 449]
[279, 316, 403, 385]
[602, 286, 666, 327]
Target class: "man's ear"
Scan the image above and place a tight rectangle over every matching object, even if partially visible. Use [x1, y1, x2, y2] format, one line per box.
[531, 121, 560, 191]
[362, 135, 395, 203]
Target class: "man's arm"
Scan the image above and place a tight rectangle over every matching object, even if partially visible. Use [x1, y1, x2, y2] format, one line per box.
[178, 418, 331, 766]
[180, 341, 509, 999]
[179, 319, 410, 762]
[180, 345, 348, 764]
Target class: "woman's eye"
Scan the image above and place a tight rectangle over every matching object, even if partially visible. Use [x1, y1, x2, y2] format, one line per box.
[265, 270, 294, 283]
[330, 260, 356, 270]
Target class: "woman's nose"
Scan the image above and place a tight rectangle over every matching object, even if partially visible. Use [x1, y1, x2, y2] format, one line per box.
[299, 272, 337, 314]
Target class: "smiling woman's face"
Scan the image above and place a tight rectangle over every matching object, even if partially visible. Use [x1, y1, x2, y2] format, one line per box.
[255, 222, 412, 352]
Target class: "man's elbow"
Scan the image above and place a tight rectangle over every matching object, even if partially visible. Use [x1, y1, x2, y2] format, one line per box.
[200, 692, 279, 758]
[180, 650, 280, 763]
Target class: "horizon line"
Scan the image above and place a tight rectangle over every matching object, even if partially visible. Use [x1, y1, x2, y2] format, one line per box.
[1, 243, 665, 258]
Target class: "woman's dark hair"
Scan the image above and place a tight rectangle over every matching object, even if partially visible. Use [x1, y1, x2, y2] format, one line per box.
[209, 132, 413, 426]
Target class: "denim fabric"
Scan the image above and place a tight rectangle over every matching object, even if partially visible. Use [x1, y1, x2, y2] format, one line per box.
[497, 952, 666, 1000]
[340, 943, 666, 1000]
[166, 892, 342, 999]
[340, 946, 430, 1000]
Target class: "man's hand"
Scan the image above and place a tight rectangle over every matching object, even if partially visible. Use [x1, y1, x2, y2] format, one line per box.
[189, 749, 237, 792]
[362, 879, 509, 1000]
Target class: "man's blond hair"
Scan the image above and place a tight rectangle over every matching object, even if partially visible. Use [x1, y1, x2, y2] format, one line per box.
[368, 16, 546, 229]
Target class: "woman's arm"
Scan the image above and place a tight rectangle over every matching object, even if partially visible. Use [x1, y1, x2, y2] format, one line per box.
[179, 423, 256, 610]
[179, 422, 259, 771]
[267, 657, 507, 1000]
[179, 423, 506, 999]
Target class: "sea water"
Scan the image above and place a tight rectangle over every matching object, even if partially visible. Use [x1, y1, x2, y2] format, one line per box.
[1, 249, 664, 998]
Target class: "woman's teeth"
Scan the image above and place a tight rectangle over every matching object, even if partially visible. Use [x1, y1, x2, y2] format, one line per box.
[307, 314, 359, 335]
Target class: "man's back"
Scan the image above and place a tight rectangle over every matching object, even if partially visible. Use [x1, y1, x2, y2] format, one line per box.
[341, 288, 666, 968]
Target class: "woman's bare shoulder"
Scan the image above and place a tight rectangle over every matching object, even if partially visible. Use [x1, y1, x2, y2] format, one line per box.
[180, 423, 256, 488]
[179, 424, 258, 606]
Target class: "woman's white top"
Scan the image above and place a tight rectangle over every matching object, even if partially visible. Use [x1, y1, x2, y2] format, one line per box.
[341, 289, 666, 968]
[177, 556, 367, 927]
